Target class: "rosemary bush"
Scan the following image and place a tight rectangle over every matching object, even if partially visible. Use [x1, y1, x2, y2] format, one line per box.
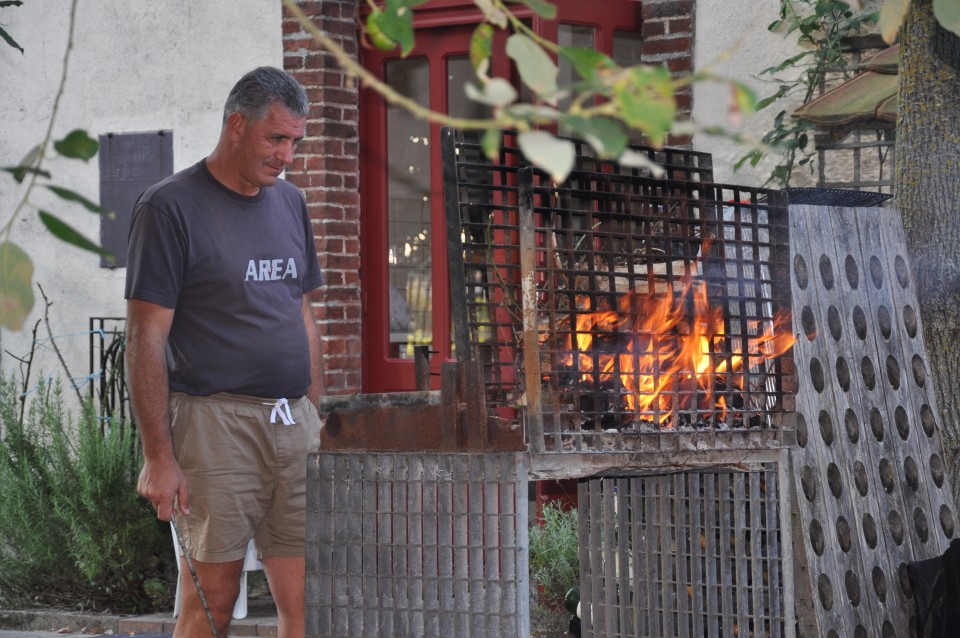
[529, 500, 579, 609]
[0, 376, 172, 612]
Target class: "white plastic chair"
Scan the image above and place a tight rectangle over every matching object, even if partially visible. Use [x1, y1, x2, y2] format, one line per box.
[171, 525, 263, 620]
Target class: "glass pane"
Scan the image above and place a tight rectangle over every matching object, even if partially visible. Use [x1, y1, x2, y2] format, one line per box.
[612, 29, 643, 66]
[448, 56, 487, 120]
[558, 24, 595, 124]
[447, 56, 491, 355]
[613, 30, 644, 144]
[386, 58, 432, 359]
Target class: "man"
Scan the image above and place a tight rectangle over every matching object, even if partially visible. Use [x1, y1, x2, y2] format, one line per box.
[125, 66, 324, 638]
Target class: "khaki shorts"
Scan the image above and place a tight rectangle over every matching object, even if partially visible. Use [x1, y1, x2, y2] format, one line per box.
[169, 392, 322, 563]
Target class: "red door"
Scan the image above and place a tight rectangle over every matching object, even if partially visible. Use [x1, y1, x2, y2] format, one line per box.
[360, 1, 643, 393]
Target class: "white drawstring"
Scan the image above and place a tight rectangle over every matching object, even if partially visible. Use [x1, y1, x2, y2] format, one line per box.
[269, 398, 295, 425]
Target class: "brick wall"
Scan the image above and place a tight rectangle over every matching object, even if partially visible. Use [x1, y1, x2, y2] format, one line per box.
[283, 0, 363, 395]
[641, 0, 695, 146]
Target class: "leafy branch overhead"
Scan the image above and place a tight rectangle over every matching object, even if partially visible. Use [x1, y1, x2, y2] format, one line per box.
[298, 0, 759, 183]
[1, 130, 114, 331]
[736, 0, 879, 187]
[2, 0, 114, 331]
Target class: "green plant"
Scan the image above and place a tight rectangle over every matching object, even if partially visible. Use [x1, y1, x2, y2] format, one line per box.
[736, 0, 878, 186]
[0, 376, 173, 612]
[529, 500, 579, 610]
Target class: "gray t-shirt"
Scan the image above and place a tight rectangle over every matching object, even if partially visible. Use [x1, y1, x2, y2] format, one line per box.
[125, 160, 323, 398]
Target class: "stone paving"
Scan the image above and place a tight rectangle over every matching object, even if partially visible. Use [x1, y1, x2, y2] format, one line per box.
[0, 599, 278, 638]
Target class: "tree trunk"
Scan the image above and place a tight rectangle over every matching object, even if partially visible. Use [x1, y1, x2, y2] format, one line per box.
[896, 0, 960, 503]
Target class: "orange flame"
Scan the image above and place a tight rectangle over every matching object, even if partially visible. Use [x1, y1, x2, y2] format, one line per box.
[555, 278, 795, 427]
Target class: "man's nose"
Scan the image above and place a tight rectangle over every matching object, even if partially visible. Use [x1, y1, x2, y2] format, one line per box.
[277, 140, 296, 164]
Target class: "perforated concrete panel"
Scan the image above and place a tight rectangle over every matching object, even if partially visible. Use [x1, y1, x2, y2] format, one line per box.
[789, 205, 955, 637]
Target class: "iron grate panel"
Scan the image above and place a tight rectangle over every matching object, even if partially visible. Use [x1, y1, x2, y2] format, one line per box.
[306, 452, 529, 638]
[578, 466, 790, 638]
[443, 128, 795, 456]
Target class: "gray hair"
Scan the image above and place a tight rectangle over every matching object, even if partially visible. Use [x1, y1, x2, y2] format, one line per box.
[222, 66, 308, 125]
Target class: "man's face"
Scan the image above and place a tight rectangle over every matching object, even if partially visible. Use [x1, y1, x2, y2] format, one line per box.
[231, 102, 306, 194]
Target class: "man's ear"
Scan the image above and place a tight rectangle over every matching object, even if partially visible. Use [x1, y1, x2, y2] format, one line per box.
[226, 112, 246, 142]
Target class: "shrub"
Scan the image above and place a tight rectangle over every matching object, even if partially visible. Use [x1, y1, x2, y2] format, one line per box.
[0, 376, 173, 612]
[529, 500, 579, 610]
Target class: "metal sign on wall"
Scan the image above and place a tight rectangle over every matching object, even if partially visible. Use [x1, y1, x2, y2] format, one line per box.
[98, 131, 172, 268]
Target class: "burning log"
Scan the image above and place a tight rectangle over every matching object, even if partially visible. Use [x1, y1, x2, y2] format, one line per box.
[540, 269, 795, 432]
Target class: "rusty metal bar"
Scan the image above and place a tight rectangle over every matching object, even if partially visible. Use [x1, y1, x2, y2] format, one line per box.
[518, 166, 545, 453]
[414, 345, 431, 391]
[442, 128, 473, 362]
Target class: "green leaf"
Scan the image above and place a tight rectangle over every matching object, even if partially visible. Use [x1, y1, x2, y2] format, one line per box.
[0, 241, 34, 331]
[878, 0, 909, 43]
[54, 130, 98, 161]
[46, 186, 111, 215]
[365, 9, 398, 51]
[470, 23, 494, 72]
[505, 0, 557, 19]
[464, 78, 518, 107]
[3, 165, 51, 184]
[617, 148, 665, 177]
[558, 47, 616, 83]
[732, 82, 757, 117]
[613, 65, 675, 147]
[38, 211, 114, 261]
[506, 34, 558, 104]
[505, 103, 563, 122]
[934, 0, 960, 37]
[561, 115, 628, 158]
[380, 0, 416, 56]
[518, 130, 575, 183]
[474, 0, 508, 28]
[482, 128, 502, 161]
[0, 25, 23, 54]
[18, 143, 42, 169]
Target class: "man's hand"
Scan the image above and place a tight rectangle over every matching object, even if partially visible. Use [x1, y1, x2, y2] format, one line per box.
[137, 456, 190, 521]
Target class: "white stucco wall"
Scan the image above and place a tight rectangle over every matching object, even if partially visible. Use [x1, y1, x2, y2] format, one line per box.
[692, 0, 811, 187]
[0, 1, 282, 408]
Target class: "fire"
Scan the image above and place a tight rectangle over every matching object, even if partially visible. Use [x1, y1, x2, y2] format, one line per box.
[553, 276, 795, 427]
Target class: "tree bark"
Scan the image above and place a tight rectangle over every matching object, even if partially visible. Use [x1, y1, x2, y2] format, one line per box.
[896, 0, 960, 502]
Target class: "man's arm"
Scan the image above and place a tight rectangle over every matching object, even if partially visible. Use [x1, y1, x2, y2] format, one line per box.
[302, 295, 325, 409]
[126, 298, 187, 521]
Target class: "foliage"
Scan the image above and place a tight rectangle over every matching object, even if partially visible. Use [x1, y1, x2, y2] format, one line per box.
[0, 1, 24, 54]
[736, 0, 878, 186]
[285, 0, 758, 184]
[529, 500, 579, 609]
[0, 376, 173, 612]
[1, 0, 112, 332]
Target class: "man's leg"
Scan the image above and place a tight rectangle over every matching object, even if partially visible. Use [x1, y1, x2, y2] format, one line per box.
[262, 555, 305, 638]
[174, 557, 244, 638]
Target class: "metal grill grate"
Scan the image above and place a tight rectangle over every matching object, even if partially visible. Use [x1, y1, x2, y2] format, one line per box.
[578, 466, 791, 638]
[443, 128, 715, 415]
[443, 129, 795, 458]
[306, 452, 529, 638]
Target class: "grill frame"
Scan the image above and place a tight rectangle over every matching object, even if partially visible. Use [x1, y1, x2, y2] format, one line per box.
[442, 128, 796, 467]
